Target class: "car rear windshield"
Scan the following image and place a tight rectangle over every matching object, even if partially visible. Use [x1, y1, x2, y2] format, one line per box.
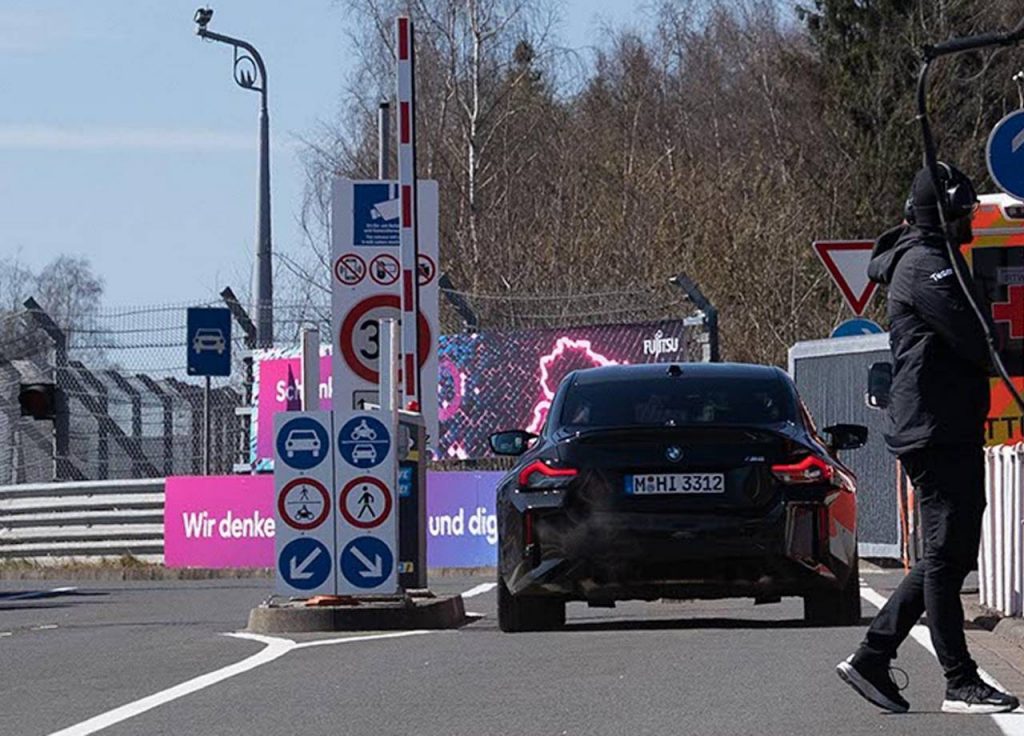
[558, 375, 795, 428]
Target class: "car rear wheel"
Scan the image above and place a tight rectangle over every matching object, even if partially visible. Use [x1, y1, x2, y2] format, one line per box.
[497, 576, 565, 633]
[803, 554, 861, 626]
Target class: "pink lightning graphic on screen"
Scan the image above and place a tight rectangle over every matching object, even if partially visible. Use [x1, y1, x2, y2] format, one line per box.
[526, 337, 623, 433]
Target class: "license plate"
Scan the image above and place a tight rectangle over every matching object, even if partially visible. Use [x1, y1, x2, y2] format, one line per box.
[625, 473, 725, 495]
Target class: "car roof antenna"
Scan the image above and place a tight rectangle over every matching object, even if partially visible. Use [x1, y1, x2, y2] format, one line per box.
[667, 364, 683, 377]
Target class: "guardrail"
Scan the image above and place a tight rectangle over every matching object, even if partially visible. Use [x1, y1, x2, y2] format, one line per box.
[980, 444, 1024, 616]
[0, 479, 165, 563]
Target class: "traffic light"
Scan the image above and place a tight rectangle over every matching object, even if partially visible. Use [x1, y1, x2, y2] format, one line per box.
[18, 382, 57, 420]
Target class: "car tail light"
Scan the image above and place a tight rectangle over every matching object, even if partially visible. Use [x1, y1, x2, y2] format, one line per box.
[771, 455, 834, 485]
[517, 460, 578, 490]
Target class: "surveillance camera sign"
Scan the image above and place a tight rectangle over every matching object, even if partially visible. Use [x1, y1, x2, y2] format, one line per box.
[352, 183, 402, 247]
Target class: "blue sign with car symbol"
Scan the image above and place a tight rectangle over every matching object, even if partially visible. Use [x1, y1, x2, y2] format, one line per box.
[338, 415, 390, 469]
[187, 307, 232, 377]
[276, 416, 330, 470]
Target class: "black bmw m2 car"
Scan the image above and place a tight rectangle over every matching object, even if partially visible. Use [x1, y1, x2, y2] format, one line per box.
[489, 363, 866, 632]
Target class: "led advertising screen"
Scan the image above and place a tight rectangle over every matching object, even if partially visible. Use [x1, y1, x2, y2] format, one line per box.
[251, 320, 691, 466]
[436, 320, 690, 459]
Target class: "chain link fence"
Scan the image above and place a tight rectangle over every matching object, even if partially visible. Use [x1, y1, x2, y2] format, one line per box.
[0, 297, 255, 484]
[0, 279, 705, 483]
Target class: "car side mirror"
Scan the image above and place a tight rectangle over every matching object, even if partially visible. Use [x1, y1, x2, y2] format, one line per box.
[489, 430, 537, 456]
[823, 423, 868, 452]
[866, 362, 892, 410]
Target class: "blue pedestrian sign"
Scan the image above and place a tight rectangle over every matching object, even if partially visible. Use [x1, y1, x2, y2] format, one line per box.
[187, 307, 232, 377]
[277, 416, 330, 471]
[338, 415, 390, 469]
[987, 110, 1024, 200]
[278, 538, 332, 591]
[340, 536, 394, 589]
[831, 318, 883, 338]
[353, 182, 400, 247]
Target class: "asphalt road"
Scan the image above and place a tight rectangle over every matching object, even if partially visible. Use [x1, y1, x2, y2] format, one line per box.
[1, 571, 1021, 736]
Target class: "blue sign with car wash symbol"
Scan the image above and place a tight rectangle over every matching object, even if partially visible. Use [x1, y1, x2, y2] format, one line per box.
[353, 182, 400, 247]
[338, 415, 391, 469]
[276, 416, 330, 471]
[988, 110, 1024, 200]
[340, 536, 394, 589]
[278, 537, 332, 591]
[186, 307, 232, 376]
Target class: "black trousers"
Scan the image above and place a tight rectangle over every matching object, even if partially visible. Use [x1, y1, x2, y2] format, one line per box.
[855, 444, 986, 688]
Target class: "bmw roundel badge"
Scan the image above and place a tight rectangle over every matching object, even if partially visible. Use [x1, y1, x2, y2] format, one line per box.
[666, 446, 683, 462]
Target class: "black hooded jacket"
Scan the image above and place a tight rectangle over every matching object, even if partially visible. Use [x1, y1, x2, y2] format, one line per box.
[868, 224, 992, 454]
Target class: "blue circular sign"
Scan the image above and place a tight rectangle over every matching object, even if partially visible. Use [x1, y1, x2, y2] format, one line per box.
[278, 537, 332, 591]
[338, 415, 391, 469]
[340, 536, 394, 589]
[276, 417, 330, 470]
[831, 318, 884, 338]
[987, 110, 1024, 200]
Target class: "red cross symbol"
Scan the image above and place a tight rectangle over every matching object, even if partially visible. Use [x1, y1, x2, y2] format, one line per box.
[992, 284, 1024, 340]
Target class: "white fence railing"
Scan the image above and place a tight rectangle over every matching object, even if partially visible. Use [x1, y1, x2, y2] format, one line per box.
[0, 479, 165, 563]
[980, 444, 1024, 616]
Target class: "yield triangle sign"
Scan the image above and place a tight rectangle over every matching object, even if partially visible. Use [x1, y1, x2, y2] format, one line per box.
[813, 240, 878, 316]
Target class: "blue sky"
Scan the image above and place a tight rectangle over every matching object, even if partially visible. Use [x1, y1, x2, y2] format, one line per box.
[0, 0, 636, 309]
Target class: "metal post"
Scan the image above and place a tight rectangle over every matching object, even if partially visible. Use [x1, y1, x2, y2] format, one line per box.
[669, 275, 720, 363]
[195, 12, 273, 349]
[23, 298, 71, 481]
[204, 375, 211, 474]
[256, 95, 273, 348]
[379, 319, 399, 413]
[300, 327, 320, 411]
[378, 101, 391, 180]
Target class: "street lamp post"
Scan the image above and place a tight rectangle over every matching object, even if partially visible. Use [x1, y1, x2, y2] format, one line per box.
[194, 8, 273, 348]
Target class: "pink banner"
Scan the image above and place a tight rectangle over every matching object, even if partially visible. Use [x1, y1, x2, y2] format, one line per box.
[256, 355, 333, 462]
[164, 475, 275, 568]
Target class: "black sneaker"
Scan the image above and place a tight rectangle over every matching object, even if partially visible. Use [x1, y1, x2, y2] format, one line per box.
[942, 678, 1020, 714]
[836, 655, 910, 713]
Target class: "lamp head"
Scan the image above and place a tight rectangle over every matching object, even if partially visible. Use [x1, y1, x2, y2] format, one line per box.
[194, 7, 213, 32]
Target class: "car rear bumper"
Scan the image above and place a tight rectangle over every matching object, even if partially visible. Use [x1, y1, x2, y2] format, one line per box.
[503, 501, 854, 602]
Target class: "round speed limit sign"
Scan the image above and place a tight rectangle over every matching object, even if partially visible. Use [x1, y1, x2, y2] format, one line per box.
[339, 295, 431, 383]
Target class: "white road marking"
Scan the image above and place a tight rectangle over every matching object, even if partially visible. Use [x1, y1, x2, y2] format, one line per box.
[45, 630, 429, 736]
[33, 624, 58, 631]
[293, 630, 429, 651]
[860, 584, 1024, 733]
[46, 580, 488, 734]
[461, 582, 497, 598]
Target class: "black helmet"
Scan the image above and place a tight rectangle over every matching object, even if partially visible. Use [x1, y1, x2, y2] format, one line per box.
[903, 162, 978, 228]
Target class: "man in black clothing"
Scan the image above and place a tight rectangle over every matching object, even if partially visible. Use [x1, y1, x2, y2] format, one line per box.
[836, 163, 1020, 714]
